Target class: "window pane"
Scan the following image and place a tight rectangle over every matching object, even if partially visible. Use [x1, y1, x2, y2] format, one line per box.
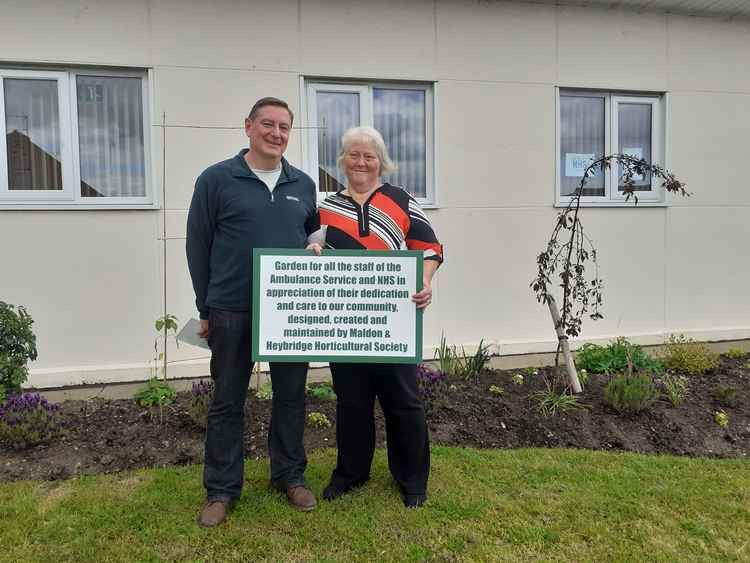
[618, 102, 652, 191]
[560, 96, 605, 197]
[4, 78, 63, 191]
[77, 75, 145, 197]
[374, 88, 426, 198]
[316, 91, 359, 193]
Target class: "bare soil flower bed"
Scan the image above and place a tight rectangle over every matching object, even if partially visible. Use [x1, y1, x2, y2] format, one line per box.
[1, 356, 748, 482]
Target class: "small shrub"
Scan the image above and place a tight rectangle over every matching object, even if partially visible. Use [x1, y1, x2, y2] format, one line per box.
[0, 302, 38, 401]
[134, 378, 177, 407]
[416, 364, 449, 415]
[712, 386, 739, 409]
[307, 411, 331, 428]
[603, 373, 659, 415]
[510, 373, 524, 385]
[188, 379, 213, 429]
[307, 382, 336, 401]
[0, 393, 61, 450]
[726, 348, 746, 359]
[255, 381, 273, 401]
[661, 373, 689, 407]
[576, 338, 662, 375]
[531, 390, 586, 417]
[662, 334, 718, 375]
[714, 410, 729, 428]
[489, 385, 504, 396]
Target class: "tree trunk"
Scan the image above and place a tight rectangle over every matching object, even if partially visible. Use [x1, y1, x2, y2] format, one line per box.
[547, 297, 582, 394]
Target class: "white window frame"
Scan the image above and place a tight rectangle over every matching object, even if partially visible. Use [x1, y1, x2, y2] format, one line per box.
[0, 66, 154, 209]
[555, 88, 665, 207]
[302, 79, 435, 206]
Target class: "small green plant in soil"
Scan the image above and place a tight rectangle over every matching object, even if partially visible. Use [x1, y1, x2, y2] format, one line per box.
[307, 411, 331, 428]
[151, 313, 179, 379]
[256, 381, 273, 401]
[714, 410, 729, 428]
[530, 368, 587, 417]
[511, 372, 524, 385]
[532, 389, 586, 417]
[660, 373, 689, 407]
[0, 392, 60, 450]
[603, 373, 659, 415]
[134, 378, 177, 407]
[489, 385, 504, 396]
[0, 301, 38, 402]
[576, 338, 662, 375]
[188, 379, 213, 429]
[434, 335, 491, 378]
[725, 348, 746, 359]
[307, 382, 336, 401]
[712, 386, 739, 408]
[661, 334, 718, 375]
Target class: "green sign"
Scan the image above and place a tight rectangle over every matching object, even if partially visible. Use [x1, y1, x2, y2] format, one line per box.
[252, 249, 423, 364]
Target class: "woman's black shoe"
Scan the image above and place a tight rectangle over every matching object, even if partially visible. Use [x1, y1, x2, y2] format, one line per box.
[403, 493, 427, 508]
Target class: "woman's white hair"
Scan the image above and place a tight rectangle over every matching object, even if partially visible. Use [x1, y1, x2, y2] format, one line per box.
[336, 126, 397, 176]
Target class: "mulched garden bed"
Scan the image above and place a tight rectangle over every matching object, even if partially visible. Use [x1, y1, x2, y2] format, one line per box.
[1, 356, 748, 482]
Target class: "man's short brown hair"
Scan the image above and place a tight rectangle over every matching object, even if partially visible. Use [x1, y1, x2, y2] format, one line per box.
[248, 97, 294, 124]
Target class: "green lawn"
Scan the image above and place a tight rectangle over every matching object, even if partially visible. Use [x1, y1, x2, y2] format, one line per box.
[1, 448, 748, 562]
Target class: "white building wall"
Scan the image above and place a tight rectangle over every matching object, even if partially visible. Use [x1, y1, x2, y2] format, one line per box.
[0, 0, 748, 387]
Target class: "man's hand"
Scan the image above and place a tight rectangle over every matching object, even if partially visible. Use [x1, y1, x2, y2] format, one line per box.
[411, 277, 433, 310]
[199, 319, 209, 339]
[306, 243, 322, 256]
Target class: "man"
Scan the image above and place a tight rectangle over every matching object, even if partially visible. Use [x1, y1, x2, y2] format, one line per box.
[186, 97, 318, 528]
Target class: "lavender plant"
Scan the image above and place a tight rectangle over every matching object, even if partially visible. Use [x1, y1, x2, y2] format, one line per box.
[416, 364, 449, 415]
[531, 155, 688, 387]
[0, 392, 61, 450]
[188, 379, 214, 429]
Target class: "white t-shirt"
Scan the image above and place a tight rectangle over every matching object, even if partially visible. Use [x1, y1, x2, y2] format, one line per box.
[251, 165, 282, 192]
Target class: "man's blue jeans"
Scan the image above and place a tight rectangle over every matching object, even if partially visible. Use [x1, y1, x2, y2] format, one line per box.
[203, 309, 308, 502]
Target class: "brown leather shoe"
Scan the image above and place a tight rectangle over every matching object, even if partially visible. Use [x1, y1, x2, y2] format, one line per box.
[197, 500, 228, 528]
[286, 485, 317, 511]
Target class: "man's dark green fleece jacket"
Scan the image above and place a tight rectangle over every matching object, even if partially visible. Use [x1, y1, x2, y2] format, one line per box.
[186, 149, 318, 320]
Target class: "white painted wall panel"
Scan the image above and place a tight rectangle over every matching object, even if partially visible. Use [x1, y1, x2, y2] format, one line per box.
[435, 1, 557, 83]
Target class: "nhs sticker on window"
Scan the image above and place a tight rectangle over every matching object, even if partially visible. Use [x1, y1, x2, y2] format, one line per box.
[565, 153, 594, 177]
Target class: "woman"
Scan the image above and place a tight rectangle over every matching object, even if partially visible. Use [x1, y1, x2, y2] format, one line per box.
[307, 126, 443, 508]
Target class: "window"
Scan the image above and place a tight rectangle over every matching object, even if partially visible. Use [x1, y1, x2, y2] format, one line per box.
[304, 80, 434, 204]
[556, 89, 664, 205]
[0, 67, 151, 208]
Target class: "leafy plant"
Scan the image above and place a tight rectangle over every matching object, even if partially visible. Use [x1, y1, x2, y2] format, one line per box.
[712, 386, 739, 409]
[188, 379, 213, 429]
[0, 392, 61, 450]
[714, 410, 729, 428]
[152, 314, 179, 380]
[416, 364, 449, 415]
[489, 384, 504, 396]
[134, 378, 177, 407]
[0, 302, 38, 401]
[307, 382, 336, 401]
[510, 373, 524, 385]
[603, 373, 659, 415]
[661, 373, 689, 407]
[662, 334, 718, 375]
[725, 348, 746, 360]
[255, 381, 273, 401]
[531, 389, 587, 417]
[307, 411, 331, 429]
[434, 335, 491, 378]
[576, 338, 663, 375]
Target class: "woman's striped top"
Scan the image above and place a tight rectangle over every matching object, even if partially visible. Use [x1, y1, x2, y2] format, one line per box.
[312, 183, 444, 263]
